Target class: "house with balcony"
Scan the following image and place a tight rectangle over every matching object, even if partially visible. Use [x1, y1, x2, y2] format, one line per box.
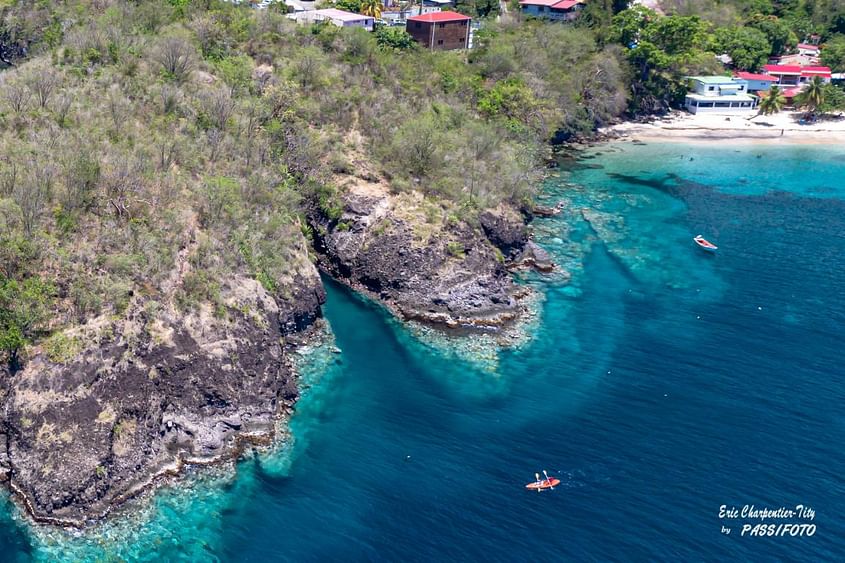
[518, 0, 584, 21]
[762, 65, 831, 86]
[684, 76, 757, 114]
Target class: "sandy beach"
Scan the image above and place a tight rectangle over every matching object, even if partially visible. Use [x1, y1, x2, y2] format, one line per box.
[604, 110, 845, 144]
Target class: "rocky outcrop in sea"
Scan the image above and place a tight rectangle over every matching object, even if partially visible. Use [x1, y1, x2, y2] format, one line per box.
[308, 187, 537, 330]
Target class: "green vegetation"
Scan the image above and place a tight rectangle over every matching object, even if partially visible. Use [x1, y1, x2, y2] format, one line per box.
[757, 84, 786, 114]
[374, 26, 416, 51]
[3, 0, 845, 372]
[798, 75, 826, 113]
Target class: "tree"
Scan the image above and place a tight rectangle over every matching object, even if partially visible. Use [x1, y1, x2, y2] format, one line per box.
[713, 27, 771, 71]
[609, 6, 657, 48]
[1, 78, 30, 114]
[454, 0, 500, 18]
[817, 83, 845, 114]
[747, 15, 795, 55]
[821, 34, 845, 72]
[360, 0, 383, 19]
[24, 66, 61, 109]
[375, 26, 416, 50]
[216, 55, 255, 96]
[642, 15, 708, 55]
[154, 37, 195, 83]
[0, 276, 55, 371]
[757, 85, 786, 115]
[798, 76, 825, 114]
[335, 0, 363, 12]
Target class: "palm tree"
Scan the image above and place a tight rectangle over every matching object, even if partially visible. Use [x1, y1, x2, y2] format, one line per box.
[757, 85, 786, 116]
[800, 76, 825, 115]
[360, 0, 383, 19]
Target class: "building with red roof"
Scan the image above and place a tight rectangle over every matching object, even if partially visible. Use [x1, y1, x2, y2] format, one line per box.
[519, 0, 584, 21]
[406, 12, 471, 51]
[763, 64, 831, 86]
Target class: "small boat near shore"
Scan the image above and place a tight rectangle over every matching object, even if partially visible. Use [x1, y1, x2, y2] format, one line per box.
[693, 235, 718, 252]
[526, 470, 560, 491]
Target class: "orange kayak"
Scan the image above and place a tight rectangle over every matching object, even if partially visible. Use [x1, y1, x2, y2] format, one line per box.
[525, 478, 560, 491]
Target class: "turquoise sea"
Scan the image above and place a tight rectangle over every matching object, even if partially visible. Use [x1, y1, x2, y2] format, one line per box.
[2, 142, 844, 560]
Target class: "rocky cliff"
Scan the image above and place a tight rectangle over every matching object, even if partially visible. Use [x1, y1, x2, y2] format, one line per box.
[0, 264, 325, 526]
[309, 177, 538, 330]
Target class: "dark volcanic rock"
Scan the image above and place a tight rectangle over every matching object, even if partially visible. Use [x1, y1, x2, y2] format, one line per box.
[479, 208, 529, 259]
[310, 190, 531, 328]
[1, 272, 324, 526]
[513, 241, 555, 273]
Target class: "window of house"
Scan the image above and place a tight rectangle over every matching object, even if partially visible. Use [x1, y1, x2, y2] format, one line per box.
[459, 37, 465, 42]
[461, 21, 468, 26]
[438, 39, 444, 45]
[708, 86, 715, 91]
[438, 23, 445, 28]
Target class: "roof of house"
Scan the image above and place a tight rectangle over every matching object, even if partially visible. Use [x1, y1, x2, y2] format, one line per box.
[552, 0, 582, 8]
[797, 43, 820, 50]
[800, 66, 832, 76]
[407, 11, 471, 22]
[519, 0, 583, 7]
[311, 8, 373, 21]
[687, 75, 736, 84]
[733, 71, 776, 82]
[763, 64, 802, 74]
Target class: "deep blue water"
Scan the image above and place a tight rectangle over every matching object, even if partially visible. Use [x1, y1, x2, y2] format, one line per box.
[2, 142, 844, 560]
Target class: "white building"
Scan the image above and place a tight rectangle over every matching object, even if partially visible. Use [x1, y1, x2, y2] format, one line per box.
[684, 76, 757, 114]
[293, 8, 375, 31]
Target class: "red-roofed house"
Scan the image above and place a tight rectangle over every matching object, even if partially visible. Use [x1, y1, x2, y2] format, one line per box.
[519, 0, 584, 21]
[406, 12, 471, 51]
[762, 64, 831, 86]
[733, 71, 776, 92]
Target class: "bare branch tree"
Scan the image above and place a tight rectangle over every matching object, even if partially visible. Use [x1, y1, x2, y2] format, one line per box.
[106, 85, 129, 137]
[62, 150, 100, 211]
[0, 157, 20, 197]
[53, 92, 73, 127]
[154, 37, 195, 83]
[102, 154, 145, 220]
[2, 78, 30, 114]
[159, 84, 182, 115]
[199, 87, 235, 130]
[15, 156, 56, 236]
[24, 67, 62, 109]
[206, 128, 225, 164]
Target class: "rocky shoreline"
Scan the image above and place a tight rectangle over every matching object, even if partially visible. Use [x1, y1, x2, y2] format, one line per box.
[308, 184, 553, 332]
[0, 264, 326, 527]
[0, 174, 558, 529]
